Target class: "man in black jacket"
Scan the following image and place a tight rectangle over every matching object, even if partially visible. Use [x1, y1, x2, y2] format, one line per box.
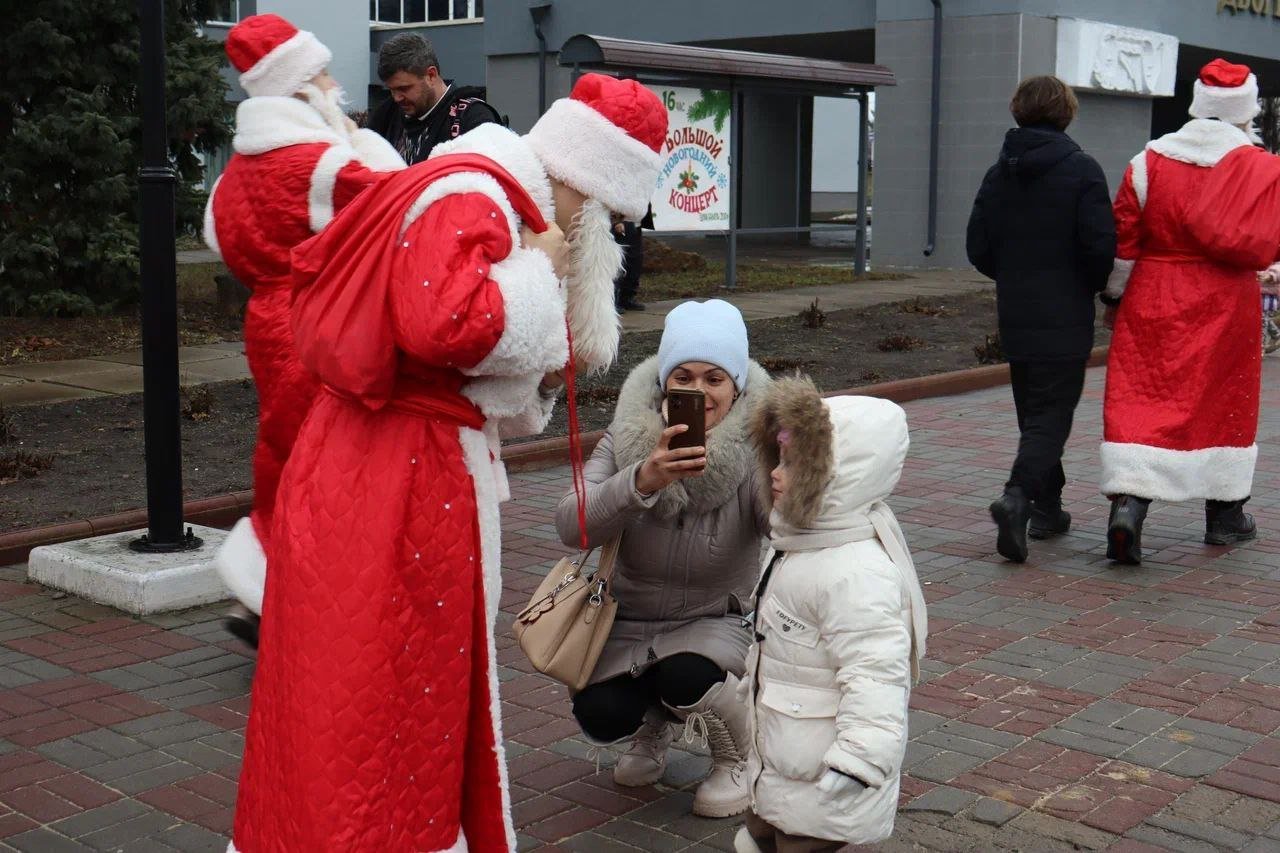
[369, 34, 499, 165]
[967, 75, 1116, 564]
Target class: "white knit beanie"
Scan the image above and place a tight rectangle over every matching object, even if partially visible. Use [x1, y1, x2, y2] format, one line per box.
[657, 299, 750, 390]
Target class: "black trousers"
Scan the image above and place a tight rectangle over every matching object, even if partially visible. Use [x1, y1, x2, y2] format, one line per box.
[572, 653, 724, 742]
[1006, 359, 1087, 505]
[614, 222, 643, 302]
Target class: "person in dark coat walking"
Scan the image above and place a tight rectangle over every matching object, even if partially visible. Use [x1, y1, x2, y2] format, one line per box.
[614, 206, 654, 311]
[966, 75, 1116, 563]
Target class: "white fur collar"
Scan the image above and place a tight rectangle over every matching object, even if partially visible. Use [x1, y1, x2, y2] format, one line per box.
[1147, 118, 1251, 168]
[609, 356, 771, 518]
[429, 124, 555, 223]
[233, 96, 346, 155]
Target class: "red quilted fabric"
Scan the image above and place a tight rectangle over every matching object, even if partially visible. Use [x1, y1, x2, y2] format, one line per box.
[571, 73, 667, 153]
[1105, 151, 1261, 453]
[210, 145, 384, 544]
[232, 192, 521, 851]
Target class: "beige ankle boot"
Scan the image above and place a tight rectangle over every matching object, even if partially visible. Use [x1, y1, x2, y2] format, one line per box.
[668, 673, 752, 817]
[612, 708, 674, 787]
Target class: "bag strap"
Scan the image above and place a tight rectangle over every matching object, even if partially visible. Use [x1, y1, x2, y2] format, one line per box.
[594, 534, 623, 584]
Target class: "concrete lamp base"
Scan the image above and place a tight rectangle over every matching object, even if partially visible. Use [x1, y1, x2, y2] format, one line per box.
[27, 524, 230, 615]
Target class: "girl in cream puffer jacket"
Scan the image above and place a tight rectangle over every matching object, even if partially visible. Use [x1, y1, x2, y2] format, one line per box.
[735, 378, 928, 850]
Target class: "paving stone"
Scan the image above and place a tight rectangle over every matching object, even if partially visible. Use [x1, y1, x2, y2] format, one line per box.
[3, 829, 94, 853]
[33, 739, 112, 772]
[80, 750, 175, 784]
[1125, 824, 1221, 853]
[909, 750, 990, 784]
[903, 785, 980, 816]
[589, 819, 686, 852]
[1144, 814, 1252, 849]
[971, 797, 1024, 827]
[77, 810, 183, 851]
[147, 821, 228, 853]
[49, 800, 152, 839]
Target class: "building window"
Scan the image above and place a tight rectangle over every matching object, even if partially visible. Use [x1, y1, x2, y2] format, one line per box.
[371, 0, 481, 23]
[207, 0, 239, 25]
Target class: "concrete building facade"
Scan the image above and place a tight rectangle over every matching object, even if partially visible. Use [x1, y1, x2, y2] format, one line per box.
[205, 1, 1280, 269]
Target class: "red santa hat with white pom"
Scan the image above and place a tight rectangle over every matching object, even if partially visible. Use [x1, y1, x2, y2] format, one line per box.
[225, 13, 332, 99]
[527, 74, 668, 221]
[1189, 58, 1260, 126]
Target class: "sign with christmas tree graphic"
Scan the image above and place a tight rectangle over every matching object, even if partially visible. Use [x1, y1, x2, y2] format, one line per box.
[648, 86, 731, 231]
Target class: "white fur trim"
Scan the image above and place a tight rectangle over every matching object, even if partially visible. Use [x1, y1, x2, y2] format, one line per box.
[214, 517, 267, 614]
[1189, 74, 1260, 126]
[401, 171, 521, 243]
[527, 98, 662, 221]
[347, 128, 406, 172]
[458, 426, 517, 853]
[1147, 119, 1251, 168]
[430, 124, 555, 223]
[1100, 441, 1257, 502]
[308, 146, 357, 232]
[202, 176, 222, 259]
[1105, 258, 1134, 301]
[498, 387, 557, 440]
[463, 374, 555, 434]
[564, 199, 623, 374]
[238, 30, 332, 99]
[233, 97, 345, 155]
[465, 247, 567, 379]
[1129, 151, 1148, 210]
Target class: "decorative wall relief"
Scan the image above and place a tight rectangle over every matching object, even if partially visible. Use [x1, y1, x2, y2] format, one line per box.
[1056, 18, 1179, 98]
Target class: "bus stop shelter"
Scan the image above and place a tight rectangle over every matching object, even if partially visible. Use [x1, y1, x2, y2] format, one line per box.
[557, 34, 895, 287]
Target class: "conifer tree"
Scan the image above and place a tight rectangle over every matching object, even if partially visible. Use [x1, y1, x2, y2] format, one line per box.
[0, 1, 231, 314]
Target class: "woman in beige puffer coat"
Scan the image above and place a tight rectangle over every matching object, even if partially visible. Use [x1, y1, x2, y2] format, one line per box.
[736, 378, 928, 850]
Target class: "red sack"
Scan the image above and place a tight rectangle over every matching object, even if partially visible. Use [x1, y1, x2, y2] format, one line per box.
[1187, 145, 1280, 270]
[290, 154, 547, 408]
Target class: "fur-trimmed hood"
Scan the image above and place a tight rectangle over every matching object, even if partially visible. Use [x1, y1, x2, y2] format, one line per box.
[751, 378, 908, 542]
[610, 355, 771, 518]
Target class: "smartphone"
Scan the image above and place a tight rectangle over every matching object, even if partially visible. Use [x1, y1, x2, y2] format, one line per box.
[666, 389, 706, 451]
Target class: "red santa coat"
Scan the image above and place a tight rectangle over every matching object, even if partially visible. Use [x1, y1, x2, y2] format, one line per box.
[203, 96, 404, 561]
[1102, 119, 1263, 501]
[230, 134, 569, 852]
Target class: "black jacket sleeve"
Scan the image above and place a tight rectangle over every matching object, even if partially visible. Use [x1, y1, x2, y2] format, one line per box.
[1074, 155, 1117, 291]
[966, 165, 999, 280]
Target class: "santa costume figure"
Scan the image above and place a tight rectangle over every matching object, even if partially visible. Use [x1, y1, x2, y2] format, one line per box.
[228, 74, 667, 852]
[1101, 59, 1271, 564]
[202, 13, 405, 642]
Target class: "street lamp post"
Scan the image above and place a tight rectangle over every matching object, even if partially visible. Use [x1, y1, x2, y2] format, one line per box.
[131, 0, 200, 553]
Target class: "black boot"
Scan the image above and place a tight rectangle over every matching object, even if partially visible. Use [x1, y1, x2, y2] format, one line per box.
[990, 486, 1031, 563]
[224, 603, 260, 649]
[1107, 495, 1149, 565]
[1205, 498, 1257, 546]
[1029, 500, 1072, 540]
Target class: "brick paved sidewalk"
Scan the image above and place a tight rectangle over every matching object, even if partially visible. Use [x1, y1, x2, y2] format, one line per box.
[2, 362, 1280, 852]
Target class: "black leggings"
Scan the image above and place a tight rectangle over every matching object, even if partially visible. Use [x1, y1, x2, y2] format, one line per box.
[572, 653, 725, 742]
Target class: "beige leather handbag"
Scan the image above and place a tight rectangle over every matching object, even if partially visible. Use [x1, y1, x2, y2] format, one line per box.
[513, 536, 621, 692]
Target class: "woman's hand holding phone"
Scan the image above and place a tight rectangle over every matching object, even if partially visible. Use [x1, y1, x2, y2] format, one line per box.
[635, 424, 707, 495]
